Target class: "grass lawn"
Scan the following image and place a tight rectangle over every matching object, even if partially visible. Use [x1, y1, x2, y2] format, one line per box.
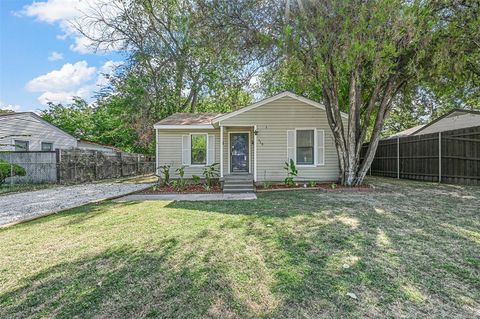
[0, 177, 478, 318]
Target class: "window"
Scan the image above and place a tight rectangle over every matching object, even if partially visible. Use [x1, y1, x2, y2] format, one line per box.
[14, 140, 29, 151]
[41, 142, 53, 151]
[296, 130, 314, 165]
[191, 134, 207, 165]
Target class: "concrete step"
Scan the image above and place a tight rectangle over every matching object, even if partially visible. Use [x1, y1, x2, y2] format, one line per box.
[225, 176, 254, 181]
[223, 186, 255, 191]
[223, 188, 255, 193]
[223, 184, 254, 189]
[223, 182, 254, 187]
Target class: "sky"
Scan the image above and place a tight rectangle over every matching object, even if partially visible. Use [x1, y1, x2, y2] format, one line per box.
[0, 0, 125, 113]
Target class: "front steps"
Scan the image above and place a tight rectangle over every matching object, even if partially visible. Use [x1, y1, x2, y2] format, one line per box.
[223, 174, 255, 193]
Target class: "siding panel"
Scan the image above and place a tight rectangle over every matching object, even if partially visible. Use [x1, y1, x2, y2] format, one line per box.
[220, 96, 340, 182]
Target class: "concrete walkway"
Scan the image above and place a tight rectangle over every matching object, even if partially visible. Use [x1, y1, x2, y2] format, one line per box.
[0, 182, 153, 227]
[115, 193, 257, 202]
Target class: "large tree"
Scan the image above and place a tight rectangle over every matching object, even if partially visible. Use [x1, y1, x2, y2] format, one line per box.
[216, 0, 478, 185]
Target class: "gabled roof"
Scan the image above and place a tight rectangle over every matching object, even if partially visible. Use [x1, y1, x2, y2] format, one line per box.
[153, 91, 348, 129]
[0, 111, 77, 141]
[385, 109, 480, 139]
[212, 91, 348, 124]
[410, 109, 480, 135]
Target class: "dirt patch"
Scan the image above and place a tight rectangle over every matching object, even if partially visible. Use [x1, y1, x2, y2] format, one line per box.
[256, 182, 373, 192]
[141, 184, 222, 194]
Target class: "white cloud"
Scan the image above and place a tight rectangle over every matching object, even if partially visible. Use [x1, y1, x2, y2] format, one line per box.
[20, 0, 123, 55]
[27, 61, 96, 93]
[26, 60, 121, 105]
[48, 51, 64, 61]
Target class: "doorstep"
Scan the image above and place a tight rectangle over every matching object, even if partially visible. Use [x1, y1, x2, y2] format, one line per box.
[114, 193, 257, 202]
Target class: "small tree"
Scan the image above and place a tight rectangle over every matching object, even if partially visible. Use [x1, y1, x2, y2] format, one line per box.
[0, 160, 26, 186]
[283, 159, 298, 187]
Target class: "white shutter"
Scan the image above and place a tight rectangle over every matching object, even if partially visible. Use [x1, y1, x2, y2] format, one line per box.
[287, 130, 295, 162]
[182, 135, 191, 165]
[316, 129, 325, 165]
[207, 134, 215, 165]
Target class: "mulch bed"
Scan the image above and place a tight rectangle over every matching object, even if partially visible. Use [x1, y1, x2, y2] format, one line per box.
[256, 182, 373, 193]
[141, 184, 222, 194]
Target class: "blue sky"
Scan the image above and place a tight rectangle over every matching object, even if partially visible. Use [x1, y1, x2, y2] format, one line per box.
[0, 0, 124, 112]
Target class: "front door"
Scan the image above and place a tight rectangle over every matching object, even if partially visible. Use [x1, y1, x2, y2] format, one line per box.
[230, 133, 249, 173]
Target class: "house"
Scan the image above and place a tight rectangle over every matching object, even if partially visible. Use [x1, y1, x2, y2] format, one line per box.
[387, 109, 480, 139]
[0, 112, 121, 153]
[77, 140, 122, 153]
[154, 91, 347, 188]
[0, 112, 77, 151]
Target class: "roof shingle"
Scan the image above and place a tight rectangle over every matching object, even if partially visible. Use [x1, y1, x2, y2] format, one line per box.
[155, 113, 223, 126]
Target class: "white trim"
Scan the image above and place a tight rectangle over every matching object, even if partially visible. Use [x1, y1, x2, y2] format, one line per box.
[316, 129, 325, 166]
[214, 91, 348, 124]
[220, 126, 224, 178]
[294, 128, 317, 167]
[189, 133, 208, 167]
[253, 125, 257, 182]
[155, 129, 159, 174]
[154, 124, 215, 129]
[228, 131, 251, 173]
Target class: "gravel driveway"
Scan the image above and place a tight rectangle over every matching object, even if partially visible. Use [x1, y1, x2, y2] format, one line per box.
[0, 182, 153, 226]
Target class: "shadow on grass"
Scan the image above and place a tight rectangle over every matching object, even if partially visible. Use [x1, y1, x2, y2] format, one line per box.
[2, 181, 479, 318]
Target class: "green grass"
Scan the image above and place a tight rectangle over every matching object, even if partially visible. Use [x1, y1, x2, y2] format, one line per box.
[0, 177, 479, 318]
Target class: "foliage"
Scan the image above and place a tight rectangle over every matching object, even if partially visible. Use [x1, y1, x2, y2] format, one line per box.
[175, 165, 187, 189]
[202, 163, 219, 187]
[158, 165, 171, 186]
[283, 159, 297, 187]
[0, 160, 26, 186]
[192, 175, 201, 184]
[308, 181, 316, 188]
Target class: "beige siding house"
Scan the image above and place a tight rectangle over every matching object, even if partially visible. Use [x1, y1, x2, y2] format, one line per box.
[155, 92, 346, 184]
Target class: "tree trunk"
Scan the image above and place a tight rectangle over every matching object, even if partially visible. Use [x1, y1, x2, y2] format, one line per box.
[323, 71, 402, 186]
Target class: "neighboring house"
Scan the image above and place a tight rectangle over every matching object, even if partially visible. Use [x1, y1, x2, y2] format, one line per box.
[387, 109, 480, 139]
[0, 112, 122, 153]
[0, 112, 77, 151]
[77, 140, 121, 153]
[155, 91, 348, 183]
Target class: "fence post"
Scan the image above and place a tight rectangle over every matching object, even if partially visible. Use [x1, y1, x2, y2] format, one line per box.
[397, 137, 400, 179]
[9, 152, 13, 186]
[55, 149, 60, 183]
[119, 152, 123, 177]
[438, 132, 442, 183]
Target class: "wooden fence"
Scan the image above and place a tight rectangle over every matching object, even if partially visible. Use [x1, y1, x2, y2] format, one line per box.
[1, 149, 155, 184]
[361, 126, 480, 185]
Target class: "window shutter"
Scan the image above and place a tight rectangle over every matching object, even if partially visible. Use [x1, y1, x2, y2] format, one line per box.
[287, 130, 295, 161]
[316, 129, 325, 165]
[207, 134, 215, 165]
[182, 135, 191, 165]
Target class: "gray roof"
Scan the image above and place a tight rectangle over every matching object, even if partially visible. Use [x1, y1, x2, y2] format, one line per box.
[155, 113, 224, 126]
[388, 124, 426, 138]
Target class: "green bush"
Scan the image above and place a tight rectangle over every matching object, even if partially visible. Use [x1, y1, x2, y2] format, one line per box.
[283, 159, 298, 187]
[0, 160, 26, 186]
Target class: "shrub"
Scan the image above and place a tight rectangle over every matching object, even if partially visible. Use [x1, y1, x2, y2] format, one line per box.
[309, 181, 317, 187]
[202, 163, 219, 187]
[158, 165, 171, 186]
[283, 159, 298, 187]
[0, 160, 26, 186]
[192, 175, 201, 184]
[176, 165, 187, 189]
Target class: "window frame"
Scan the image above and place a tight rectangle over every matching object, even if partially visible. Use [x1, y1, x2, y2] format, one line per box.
[41, 142, 54, 151]
[189, 133, 208, 166]
[294, 128, 317, 167]
[14, 140, 29, 152]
